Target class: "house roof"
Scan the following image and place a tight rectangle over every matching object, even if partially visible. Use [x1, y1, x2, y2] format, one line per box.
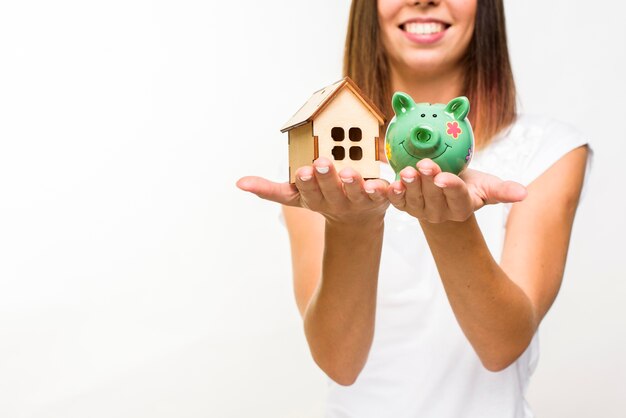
[280, 76, 386, 133]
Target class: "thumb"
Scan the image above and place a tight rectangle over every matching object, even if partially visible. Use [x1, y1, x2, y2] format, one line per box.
[236, 176, 301, 206]
[487, 180, 527, 204]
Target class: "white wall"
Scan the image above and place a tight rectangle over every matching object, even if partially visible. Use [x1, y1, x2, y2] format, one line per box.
[0, 1, 623, 417]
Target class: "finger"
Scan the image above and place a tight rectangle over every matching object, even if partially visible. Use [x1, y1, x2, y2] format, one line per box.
[313, 157, 346, 204]
[386, 180, 406, 209]
[462, 169, 528, 205]
[236, 176, 300, 206]
[486, 180, 528, 204]
[363, 179, 389, 203]
[399, 166, 424, 210]
[434, 172, 473, 220]
[416, 159, 446, 214]
[294, 166, 324, 208]
[338, 168, 368, 204]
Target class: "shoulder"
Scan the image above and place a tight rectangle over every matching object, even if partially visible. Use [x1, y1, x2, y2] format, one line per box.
[515, 114, 591, 187]
[474, 114, 592, 187]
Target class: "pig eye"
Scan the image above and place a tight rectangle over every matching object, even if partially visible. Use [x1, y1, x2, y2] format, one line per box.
[420, 113, 426, 117]
[432, 114, 438, 118]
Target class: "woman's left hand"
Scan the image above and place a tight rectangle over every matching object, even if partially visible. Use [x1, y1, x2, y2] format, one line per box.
[387, 159, 528, 223]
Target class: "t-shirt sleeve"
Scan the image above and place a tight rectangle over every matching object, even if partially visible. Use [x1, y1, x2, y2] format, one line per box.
[519, 119, 593, 199]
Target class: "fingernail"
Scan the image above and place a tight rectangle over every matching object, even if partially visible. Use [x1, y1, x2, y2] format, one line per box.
[340, 177, 353, 184]
[419, 168, 432, 176]
[434, 181, 446, 188]
[299, 175, 312, 181]
[365, 187, 375, 194]
[401, 176, 414, 183]
[315, 166, 329, 174]
[393, 188, 404, 195]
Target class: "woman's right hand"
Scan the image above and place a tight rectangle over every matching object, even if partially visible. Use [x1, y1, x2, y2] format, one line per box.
[239, 156, 388, 385]
[236, 157, 390, 225]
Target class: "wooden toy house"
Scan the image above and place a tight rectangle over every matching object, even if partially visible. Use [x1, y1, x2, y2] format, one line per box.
[280, 77, 386, 183]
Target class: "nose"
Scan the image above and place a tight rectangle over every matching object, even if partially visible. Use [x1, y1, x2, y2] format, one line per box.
[411, 0, 440, 6]
[406, 125, 442, 157]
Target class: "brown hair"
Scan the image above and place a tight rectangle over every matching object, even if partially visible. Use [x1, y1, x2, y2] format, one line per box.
[343, 0, 517, 148]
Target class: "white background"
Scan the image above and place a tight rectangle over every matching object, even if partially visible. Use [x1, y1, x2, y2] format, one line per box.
[0, 1, 624, 417]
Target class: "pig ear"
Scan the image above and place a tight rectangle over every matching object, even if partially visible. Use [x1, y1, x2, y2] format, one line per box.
[392, 92, 416, 116]
[445, 96, 470, 120]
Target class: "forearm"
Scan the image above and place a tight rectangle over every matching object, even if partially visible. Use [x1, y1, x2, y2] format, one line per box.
[303, 218, 384, 385]
[420, 214, 538, 371]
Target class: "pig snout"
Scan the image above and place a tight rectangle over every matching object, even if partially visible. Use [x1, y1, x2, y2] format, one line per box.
[405, 125, 442, 158]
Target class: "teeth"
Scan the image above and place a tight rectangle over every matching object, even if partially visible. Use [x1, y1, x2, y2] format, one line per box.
[404, 22, 445, 35]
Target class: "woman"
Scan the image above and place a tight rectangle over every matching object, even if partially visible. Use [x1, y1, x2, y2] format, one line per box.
[238, 0, 590, 416]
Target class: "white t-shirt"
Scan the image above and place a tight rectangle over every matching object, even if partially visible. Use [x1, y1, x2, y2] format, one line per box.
[324, 114, 592, 418]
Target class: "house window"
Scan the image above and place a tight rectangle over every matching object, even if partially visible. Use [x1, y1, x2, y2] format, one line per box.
[349, 127, 362, 141]
[331, 127, 345, 141]
[331, 128, 362, 161]
[350, 146, 363, 160]
[332, 146, 345, 160]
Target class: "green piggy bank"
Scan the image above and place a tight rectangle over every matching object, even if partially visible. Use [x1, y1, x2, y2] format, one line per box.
[385, 93, 474, 179]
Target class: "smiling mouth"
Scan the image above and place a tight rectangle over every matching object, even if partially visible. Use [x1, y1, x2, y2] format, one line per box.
[400, 21, 451, 35]
[400, 141, 451, 160]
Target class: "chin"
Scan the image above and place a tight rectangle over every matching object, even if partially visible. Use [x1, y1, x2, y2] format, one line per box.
[402, 54, 457, 77]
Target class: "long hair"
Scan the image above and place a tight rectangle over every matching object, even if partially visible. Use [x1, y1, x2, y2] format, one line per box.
[343, 0, 517, 148]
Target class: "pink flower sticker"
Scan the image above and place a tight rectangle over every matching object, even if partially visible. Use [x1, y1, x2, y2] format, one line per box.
[446, 121, 462, 139]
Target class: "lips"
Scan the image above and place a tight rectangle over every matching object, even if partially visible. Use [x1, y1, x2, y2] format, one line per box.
[400, 17, 451, 30]
[399, 18, 451, 43]
[402, 21, 448, 35]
